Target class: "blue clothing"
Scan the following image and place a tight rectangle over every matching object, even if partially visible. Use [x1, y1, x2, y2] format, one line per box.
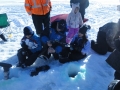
[41, 27, 66, 54]
[71, 34, 91, 55]
[21, 33, 42, 53]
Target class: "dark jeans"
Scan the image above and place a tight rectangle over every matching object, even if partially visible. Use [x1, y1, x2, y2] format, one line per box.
[32, 12, 50, 36]
[17, 48, 40, 66]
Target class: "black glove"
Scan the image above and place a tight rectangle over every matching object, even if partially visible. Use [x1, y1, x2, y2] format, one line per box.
[21, 42, 28, 51]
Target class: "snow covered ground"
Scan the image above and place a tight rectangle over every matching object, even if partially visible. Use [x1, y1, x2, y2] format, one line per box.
[0, 0, 120, 90]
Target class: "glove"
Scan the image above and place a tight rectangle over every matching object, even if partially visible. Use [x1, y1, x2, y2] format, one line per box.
[21, 42, 28, 51]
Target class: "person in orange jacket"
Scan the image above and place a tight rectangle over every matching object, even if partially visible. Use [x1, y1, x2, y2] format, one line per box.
[25, 0, 52, 36]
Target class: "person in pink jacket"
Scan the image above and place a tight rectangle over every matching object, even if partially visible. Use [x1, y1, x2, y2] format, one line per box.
[66, 3, 83, 43]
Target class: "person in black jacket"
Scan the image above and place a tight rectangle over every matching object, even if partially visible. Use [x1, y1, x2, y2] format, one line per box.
[40, 19, 67, 60]
[91, 19, 120, 55]
[70, 0, 89, 20]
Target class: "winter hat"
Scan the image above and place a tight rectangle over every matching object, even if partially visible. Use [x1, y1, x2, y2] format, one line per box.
[79, 24, 88, 34]
[23, 26, 33, 35]
[58, 19, 66, 31]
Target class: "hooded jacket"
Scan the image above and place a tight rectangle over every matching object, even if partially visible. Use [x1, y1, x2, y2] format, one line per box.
[66, 3, 83, 28]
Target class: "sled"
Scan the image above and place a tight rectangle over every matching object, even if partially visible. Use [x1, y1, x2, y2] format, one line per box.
[50, 14, 88, 23]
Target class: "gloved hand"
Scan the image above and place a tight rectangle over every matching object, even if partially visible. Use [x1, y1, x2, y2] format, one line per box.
[21, 42, 28, 51]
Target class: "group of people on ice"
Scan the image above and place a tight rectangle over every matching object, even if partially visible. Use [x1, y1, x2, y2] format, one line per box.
[16, 0, 90, 68]
[1, 0, 120, 89]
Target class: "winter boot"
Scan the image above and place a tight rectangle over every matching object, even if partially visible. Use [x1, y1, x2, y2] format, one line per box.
[0, 63, 12, 72]
[0, 63, 12, 80]
[0, 34, 7, 42]
[4, 71, 9, 80]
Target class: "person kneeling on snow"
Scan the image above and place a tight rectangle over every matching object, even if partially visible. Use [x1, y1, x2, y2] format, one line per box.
[16, 26, 42, 68]
[91, 19, 120, 55]
[40, 19, 67, 60]
[59, 24, 91, 63]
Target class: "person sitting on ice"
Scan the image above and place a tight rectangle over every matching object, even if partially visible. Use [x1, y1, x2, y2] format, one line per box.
[66, 3, 83, 44]
[70, 0, 89, 21]
[59, 24, 91, 63]
[91, 19, 120, 55]
[40, 19, 67, 60]
[16, 26, 42, 68]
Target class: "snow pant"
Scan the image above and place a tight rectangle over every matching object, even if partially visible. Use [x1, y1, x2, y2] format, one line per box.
[91, 31, 109, 55]
[66, 28, 79, 43]
[17, 48, 40, 66]
[59, 47, 86, 63]
[41, 36, 63, 60]
[32, 12, 50, 36]
[114, 71, 120, 80]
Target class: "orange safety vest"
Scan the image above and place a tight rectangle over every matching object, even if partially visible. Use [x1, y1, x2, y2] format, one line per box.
[25, 0, 51, 15]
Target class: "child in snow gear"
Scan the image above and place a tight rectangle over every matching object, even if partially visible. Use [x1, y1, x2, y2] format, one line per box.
[40, 19, 67, 60]
[70, 0, 89, 21]
[0, 62, 12, 80]
[17, 26, 42, 68]
[106, 37, 120, 80]
[91, 19, 120, 55]
[59, 24, 91, 63]
[108, 80, 120, 90]
[66, 3, 83, 43]
[24, 0, 52, 36]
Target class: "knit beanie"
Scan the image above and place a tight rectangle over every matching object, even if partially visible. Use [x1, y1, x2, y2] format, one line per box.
[58, 19, 66, 31]
[23, 26, 33, 35]
[79, 24, 88, 34]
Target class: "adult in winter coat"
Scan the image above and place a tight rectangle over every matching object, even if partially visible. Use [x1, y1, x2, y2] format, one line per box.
[106, 37, 120, 80]
[66, 3, 83, 43]
[17, 26, 42, 68]
[91, 19, 120, 55]
[24, 0, 52, 36]
[70, 0, 89, 20]
[59, 24, 91, 63]
[40, 19, 67, 60]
